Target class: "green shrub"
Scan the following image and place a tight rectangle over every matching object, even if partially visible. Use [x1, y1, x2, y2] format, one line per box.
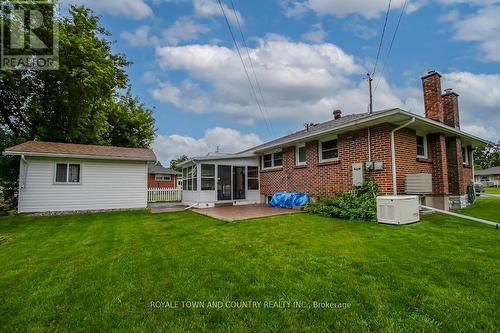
[305, 176, 379, 221]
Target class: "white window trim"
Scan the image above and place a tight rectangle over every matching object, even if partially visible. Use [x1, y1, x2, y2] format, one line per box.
[318, 136, 339, 163]
[54, 162, 82, 185]
[463, 146, 470, 165]
[155, 174, 171, 181]
[200, 164, 216, 191]
[247, 166, 259, 190]
[295, 144, 306, 166]
[261, 150, 283, 170]
[416, 134, 428, 159]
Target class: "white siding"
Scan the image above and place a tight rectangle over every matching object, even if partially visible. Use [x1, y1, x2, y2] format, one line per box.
[19, 157, 148, 213]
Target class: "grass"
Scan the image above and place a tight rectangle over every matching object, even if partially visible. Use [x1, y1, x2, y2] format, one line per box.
[0, 199, 499, 332]
[485, 187, 500, 194]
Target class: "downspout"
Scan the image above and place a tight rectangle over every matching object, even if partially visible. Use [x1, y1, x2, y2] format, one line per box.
[390, 118, 416, 195]
[367, 127, 372, 162]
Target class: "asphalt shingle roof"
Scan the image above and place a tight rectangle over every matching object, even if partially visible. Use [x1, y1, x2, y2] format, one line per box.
[4, 141, 156, 161]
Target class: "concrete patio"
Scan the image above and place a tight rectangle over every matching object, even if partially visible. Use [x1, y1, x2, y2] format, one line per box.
[193, 204, 301, 222]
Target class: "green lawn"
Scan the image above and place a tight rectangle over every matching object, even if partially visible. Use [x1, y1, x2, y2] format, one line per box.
[1, 199, 499, 332]
[485, 187, 500, 195]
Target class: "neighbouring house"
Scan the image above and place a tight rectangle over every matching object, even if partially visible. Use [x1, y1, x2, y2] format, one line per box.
[148, 162, 181, 188]
[474, 166, 500, 187]
[178, 71, 489, 210]
[3, 141, 156, 213]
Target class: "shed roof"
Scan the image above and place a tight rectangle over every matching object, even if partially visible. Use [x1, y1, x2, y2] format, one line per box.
[3, 141, 156, 161]
[475, 166, 500, 176]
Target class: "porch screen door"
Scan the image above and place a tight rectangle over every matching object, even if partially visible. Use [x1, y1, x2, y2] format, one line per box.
[217, 165, 232, 200]
[233, 166, 246, 200]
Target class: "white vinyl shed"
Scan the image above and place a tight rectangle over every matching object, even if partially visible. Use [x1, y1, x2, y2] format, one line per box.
[3, 141, 156, 213]
[178, 153, 261, 208]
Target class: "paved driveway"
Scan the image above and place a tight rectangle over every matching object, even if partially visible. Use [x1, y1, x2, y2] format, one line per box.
[193, 204, 300, 222]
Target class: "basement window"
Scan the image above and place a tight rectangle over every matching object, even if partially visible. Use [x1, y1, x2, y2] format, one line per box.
[416, 135, 428, 159]
[462, 146, 470, 165]
[319, 138, 339, 162]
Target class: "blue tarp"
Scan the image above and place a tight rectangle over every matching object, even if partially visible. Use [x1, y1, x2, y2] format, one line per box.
[268, 192, 309, 208]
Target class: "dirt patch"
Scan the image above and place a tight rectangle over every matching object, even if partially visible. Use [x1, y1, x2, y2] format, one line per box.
[0, 235, 15, 245]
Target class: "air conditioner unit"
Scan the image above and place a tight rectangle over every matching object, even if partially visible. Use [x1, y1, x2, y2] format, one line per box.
[376, 195, 420, 225]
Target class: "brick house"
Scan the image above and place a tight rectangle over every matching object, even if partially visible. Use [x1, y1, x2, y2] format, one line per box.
[148, 162, 181, 188]
[178, 71, 488, 210]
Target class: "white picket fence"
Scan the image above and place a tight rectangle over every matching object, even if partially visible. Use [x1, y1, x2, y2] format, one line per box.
[148, 187, 182, 202]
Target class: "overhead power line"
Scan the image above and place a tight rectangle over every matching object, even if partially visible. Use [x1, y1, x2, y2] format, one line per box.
[229, 0, 274, 135]
[374, 0, 408, 94]
[217, 0, 273, 137]
[372, 0, 392, 76]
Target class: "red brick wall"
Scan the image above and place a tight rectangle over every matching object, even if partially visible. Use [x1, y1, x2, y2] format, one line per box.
[148, 174, 177, 188]
[260, 124, 439, 197]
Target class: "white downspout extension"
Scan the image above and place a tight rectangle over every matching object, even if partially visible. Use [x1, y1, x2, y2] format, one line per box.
[367, 127, 372, 162]
[390, 118, 416, 195]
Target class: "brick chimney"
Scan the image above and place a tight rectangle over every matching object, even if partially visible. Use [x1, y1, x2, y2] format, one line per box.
[421, 70, 444, 123]
[333, 109, 342, 120]
[442, 88, 460, 128]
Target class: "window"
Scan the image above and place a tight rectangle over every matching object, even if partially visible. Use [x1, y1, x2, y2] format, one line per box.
[462, 146, 469, 165]
[319, 138, 339, 162]
[55, 163, 81, 184]
[416, 135, 428, 159]
[273, 152, 283, 167]
[155, 174, 171, 181]
[296, 144, 306, 165]
[200, 164, 215, 190]
[262, 151, 283, 169]
[182, 165, 197, 191]
[263, 154, 272, 168]
[247, 166, 259, 190]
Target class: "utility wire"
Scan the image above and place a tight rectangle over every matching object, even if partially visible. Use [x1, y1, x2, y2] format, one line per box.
[229, 0, 274, 135]
[372, 0, 392, 76]
[217, 0, 273, 137]
[374, 0, 408, 94]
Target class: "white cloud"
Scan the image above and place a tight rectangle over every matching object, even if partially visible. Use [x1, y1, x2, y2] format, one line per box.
[283, 0, 408, 19]
[151, 36, 425, 126]
[121, 25, 152, 47]
[63, 0, 152, 19]
[162, 17, 210, 45]
[439, 9, 460, 22]
[193, 0, 244, 26]
[301, 23, 327, 43]
[152, 127, 262, 163]
[344, 22, 377, 39]
[451, 5, 500, 61]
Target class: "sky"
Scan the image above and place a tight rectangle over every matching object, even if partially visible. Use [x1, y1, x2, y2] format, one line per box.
[65, 0, 500, 163]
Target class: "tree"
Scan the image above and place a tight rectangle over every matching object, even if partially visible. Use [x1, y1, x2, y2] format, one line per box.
[170, 155, 189, 172]
[0, 5, 155, 205]
[474, 142, 500, 170]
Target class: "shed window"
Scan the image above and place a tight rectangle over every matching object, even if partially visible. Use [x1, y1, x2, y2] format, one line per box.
[247, 166, 259, 190]
[319, 139, 339, 162]
[416, 135, 428, 158]
[55, 163, 80, 183]
[201, 164, 215, 190]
